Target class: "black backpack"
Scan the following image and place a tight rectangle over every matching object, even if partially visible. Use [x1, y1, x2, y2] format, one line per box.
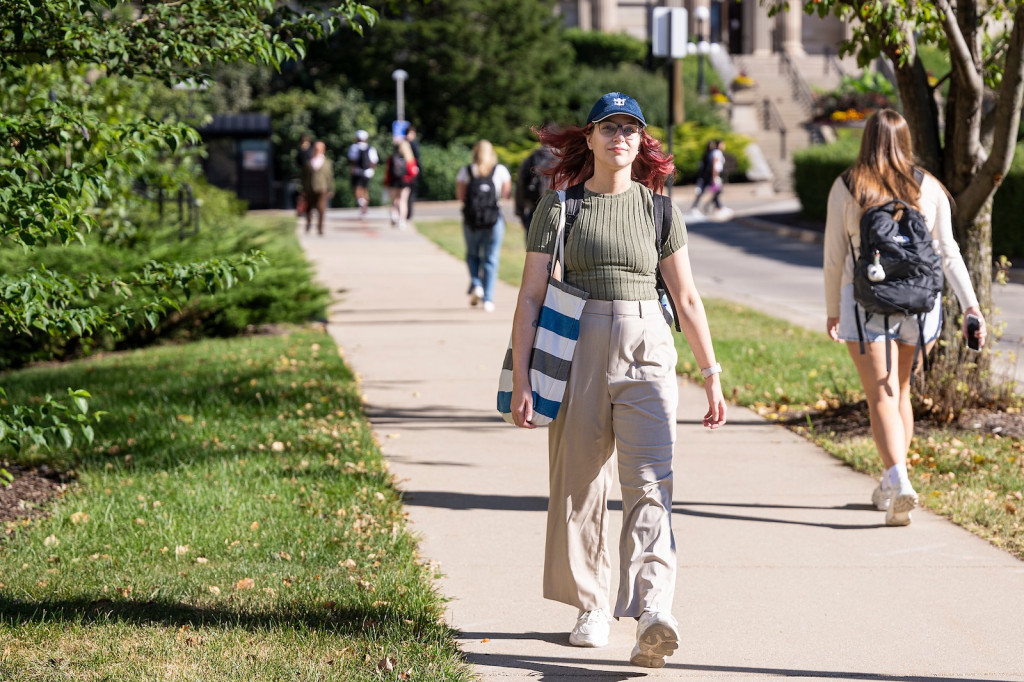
[562, 183, 680, 331]
[389, 153, 407, 183]
[849, 197, 944, 371]
[355, 146, 372, 171]
[463, 165, 501, 230]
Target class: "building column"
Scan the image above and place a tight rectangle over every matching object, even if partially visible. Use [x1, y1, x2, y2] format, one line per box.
[577, 0, 592, 31]
[595, 0, 617, 32]
[745, 1, 772, 56]
[781, 5, 805, 55]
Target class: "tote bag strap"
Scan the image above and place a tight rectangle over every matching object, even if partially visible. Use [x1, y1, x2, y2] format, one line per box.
[551, 189, 568, 282]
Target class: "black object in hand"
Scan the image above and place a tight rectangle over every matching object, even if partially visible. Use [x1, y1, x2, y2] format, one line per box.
[966, 314, 981, 351]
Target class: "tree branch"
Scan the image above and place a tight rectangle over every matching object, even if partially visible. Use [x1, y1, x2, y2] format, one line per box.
[960, 6, 1024, 220]
[934, 0, 984, 97]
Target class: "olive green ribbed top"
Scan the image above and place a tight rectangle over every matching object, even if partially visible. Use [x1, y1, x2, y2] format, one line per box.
[526, 182, 687, 301]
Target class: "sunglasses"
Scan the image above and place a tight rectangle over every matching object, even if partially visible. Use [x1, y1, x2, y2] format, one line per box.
[594, 121, 643, 138]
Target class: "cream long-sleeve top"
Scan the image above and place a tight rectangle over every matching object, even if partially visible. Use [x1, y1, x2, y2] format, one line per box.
[823, 171, 979, 318]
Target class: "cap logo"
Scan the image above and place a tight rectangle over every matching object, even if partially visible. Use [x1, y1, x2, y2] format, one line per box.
[613, 97, 626, 106]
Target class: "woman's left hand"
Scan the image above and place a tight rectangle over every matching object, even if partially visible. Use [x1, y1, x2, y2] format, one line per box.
[702, 377, 727, 429]
[963, 306, 987, 349]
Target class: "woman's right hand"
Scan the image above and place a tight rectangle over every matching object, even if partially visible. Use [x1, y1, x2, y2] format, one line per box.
[826, 316, 841, 342]
[510, 374, 536, 429]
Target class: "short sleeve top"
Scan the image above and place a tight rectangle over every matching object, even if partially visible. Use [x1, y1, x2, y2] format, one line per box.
[525, 181, 687, 301]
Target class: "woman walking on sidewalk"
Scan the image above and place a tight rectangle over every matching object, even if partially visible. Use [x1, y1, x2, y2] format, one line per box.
[823, 109, 986, 525]
[456, 140, 511, 312]
[508, 92, 727, 668]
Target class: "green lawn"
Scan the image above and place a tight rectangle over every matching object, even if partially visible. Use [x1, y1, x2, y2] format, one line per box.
[0, 328, 472, 681]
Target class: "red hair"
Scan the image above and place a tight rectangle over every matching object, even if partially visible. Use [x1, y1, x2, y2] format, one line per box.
[535, 125, 675, 193]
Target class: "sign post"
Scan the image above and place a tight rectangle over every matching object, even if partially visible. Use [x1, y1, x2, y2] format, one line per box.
[651, 7, 687, 198]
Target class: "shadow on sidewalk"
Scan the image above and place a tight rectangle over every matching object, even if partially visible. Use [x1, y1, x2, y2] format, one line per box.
[674, 501, 885, 530]
[462, 650, 1019, 682]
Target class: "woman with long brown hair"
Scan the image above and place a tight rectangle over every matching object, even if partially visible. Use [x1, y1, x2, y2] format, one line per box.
[508, 92, 726, 668]
[824, 109, 986, 526]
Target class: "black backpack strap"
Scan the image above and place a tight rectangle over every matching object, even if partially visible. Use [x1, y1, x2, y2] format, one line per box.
[562, 182, 586, 238]
[652, 193, 681, 331]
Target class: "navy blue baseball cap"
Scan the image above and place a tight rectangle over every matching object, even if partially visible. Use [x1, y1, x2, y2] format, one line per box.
[586, 92, 646, 127]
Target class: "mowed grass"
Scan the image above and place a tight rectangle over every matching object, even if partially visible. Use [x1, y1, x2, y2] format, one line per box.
[0, 327, 472, 681]
[417, 217, 1024, 560]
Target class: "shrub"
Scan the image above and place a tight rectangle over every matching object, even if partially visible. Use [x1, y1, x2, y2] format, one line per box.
[992, 142, 1024, 260]
[792, 133, 860, 219]
[0, 182, 329, 369]
[565, 28, 648, 68]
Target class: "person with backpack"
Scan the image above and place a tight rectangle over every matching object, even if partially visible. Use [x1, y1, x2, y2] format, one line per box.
[824, 108, 986, 526]
[455, 140, 511, 312]
[346, 130, 378, 218]
[514, 136, 555, 235]
[506, 92, 726, 668]
[689, 139, 717, 213]
[383, 139, 419, 230]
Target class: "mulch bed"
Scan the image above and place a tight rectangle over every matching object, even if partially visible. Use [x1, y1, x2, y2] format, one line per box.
[0, 464, 73, 529]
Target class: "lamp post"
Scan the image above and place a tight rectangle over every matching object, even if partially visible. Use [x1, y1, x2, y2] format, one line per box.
[695, 5, 709, 97]
[391, 69, 408, 123]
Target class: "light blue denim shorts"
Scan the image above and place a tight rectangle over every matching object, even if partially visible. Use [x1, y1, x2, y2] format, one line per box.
[837, 283, 942, 345]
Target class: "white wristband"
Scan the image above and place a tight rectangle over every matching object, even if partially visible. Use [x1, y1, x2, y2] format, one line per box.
[701, 363, 722, 379]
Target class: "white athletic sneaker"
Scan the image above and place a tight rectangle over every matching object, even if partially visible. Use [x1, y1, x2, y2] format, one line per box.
[886, 478, 918, 526]
[871, 478, 891, 511]
[629, 610, 679, 668]
[569, 609, 609, 648]
[469, 285, 483, 307]
[482, 301, 495, 313]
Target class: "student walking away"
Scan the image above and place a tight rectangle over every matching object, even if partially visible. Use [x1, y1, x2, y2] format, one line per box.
[455, 140, 511, 312]
[383, 139, 419, 230]
[294, 134, 312, 217]
[689, 139, 717, 214]
[824, 108, 986, 526]
[514, 136, 555, 235]
[405, 126, 421, 219]
[347, 130, 378, 217]
[507, 92, 727, 668]
[302, 141, 334, 235]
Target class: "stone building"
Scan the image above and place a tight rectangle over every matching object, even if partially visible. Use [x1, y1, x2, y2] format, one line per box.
[556, 0, 848, 56]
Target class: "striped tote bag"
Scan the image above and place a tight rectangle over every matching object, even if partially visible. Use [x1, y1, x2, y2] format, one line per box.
[497, 191, 588, 426]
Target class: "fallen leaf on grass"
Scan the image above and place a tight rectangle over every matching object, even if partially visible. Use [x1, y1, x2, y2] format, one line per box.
[235, 578, 255, 590]
[43, 535, 59, 548]
[376, 657, 395, 672]
[208, 586, 221, 595]
[70, 512, 89, 525]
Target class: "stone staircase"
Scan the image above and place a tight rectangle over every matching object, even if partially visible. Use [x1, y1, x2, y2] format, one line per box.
[721, 52, 861, 193]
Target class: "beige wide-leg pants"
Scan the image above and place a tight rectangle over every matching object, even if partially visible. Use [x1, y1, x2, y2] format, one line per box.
[543, 299, 679, 619]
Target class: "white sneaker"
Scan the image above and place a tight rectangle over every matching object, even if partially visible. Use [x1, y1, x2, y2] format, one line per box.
[569, 609, 609, 647]
[482, 301, 495, 313]
[871, 478, 891, 511]
[469, 286, 483, 307]
[629, 610, 679, 668]
[886, 479, 918, 526]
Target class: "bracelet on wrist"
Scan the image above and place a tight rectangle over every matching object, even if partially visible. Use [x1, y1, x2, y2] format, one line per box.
[701, 362, 722, 379]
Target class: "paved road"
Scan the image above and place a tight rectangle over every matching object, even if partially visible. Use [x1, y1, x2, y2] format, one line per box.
[297, 192, 1024, 681]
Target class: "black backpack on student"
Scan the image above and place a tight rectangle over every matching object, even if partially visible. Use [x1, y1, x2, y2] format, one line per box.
[562, 183, 681, 331]
[463, 165, 501, 230]
[388, 153, 407, 184]
[848, 193, 944, 371]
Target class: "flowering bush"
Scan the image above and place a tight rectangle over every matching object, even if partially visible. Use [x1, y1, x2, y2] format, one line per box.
[813, 71, 894, 125]
[731, 72, 754, 90]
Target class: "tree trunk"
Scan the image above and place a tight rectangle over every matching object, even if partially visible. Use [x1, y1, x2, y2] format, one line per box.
[921, 199, 994, 419]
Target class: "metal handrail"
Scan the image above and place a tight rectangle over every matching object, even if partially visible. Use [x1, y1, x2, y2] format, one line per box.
[778, 52, 816, 115]
[823, 47, 847, 79]
[762, 98, 788, 159]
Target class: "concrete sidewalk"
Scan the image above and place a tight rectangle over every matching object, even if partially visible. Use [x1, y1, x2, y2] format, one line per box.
[299, 195, 1024, 681]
